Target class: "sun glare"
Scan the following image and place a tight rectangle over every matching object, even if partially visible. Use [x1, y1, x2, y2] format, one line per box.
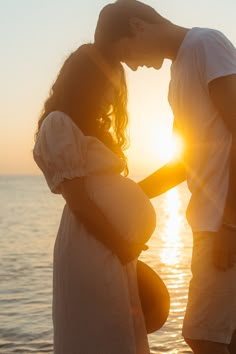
[171, 133, 184, 161]
[147, 130, 184, 165]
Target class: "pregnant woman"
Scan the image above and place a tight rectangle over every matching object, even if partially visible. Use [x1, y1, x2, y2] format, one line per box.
[33, 43, 156, 354]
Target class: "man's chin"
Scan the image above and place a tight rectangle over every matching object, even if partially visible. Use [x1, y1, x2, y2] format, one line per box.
[153, 61, 164, 70]
[144, 62, 163, 70]
[125, 60, 163, 71]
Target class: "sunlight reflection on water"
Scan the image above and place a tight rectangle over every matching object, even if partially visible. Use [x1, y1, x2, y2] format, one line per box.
[141, 182, 193, 354]
[160, 188, 184, 266]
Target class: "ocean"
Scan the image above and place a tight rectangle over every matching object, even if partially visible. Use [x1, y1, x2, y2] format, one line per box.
[0, 175, 193, 354]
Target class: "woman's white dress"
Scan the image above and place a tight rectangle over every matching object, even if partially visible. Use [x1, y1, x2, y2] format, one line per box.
[33, 111, 152, 354]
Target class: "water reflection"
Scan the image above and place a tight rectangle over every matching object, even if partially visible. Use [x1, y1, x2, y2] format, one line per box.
[148, 185, 192, 353]
[160, 188, 184, 266]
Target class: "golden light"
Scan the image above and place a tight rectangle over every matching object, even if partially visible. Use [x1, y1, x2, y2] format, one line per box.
[146, 130, 184, 165]
[171, 132, 184, 161]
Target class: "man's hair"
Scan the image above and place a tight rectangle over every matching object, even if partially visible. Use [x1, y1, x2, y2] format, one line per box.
[95, 0, 165, 53]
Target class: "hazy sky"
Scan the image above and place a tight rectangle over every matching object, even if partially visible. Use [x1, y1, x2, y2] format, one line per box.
[1, 0, 236, 176]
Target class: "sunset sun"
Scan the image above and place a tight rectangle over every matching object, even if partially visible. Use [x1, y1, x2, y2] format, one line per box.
[148, 130, 184, 164]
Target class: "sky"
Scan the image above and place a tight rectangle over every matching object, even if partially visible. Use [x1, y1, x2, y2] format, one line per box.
[1, 0, 236, 177]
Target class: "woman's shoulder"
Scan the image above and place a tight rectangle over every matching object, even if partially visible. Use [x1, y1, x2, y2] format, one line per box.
[39, 111, 86, 141]
[41, 110, 75, 130]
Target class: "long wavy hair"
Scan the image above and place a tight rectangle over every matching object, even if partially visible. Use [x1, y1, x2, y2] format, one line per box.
[35, 43, 129, 174]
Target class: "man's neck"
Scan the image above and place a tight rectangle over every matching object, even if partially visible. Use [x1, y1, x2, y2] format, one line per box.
[165, 24, 190, 61]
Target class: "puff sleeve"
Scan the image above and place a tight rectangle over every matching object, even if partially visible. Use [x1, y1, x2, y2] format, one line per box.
[33, 111, 87, 194]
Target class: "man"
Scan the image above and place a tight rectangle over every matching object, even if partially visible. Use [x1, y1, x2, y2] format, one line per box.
[94, 1, 236, 353]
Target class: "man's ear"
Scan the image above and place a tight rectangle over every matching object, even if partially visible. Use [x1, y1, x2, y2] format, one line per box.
[129, 17, 146, 34]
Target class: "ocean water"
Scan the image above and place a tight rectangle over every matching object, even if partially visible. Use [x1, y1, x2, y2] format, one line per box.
[0, 175, 193, 354]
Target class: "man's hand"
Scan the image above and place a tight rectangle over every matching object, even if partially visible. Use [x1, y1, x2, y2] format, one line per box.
[213, 226, 236, 270]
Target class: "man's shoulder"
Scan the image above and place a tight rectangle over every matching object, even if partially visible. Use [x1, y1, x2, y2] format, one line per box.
[189, 27, 230, 48]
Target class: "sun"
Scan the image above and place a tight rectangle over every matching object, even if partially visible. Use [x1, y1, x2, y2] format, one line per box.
[148, 130, 184, 164]
[126, 116, 185, 174]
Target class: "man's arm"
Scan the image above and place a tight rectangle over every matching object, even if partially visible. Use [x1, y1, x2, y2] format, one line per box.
[209, 74, 236, 222]
[138, 159, 186, 199]
[209, 73, 236, 269]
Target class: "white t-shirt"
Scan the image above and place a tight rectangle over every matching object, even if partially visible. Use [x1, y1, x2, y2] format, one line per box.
[168, 27, 236, 232]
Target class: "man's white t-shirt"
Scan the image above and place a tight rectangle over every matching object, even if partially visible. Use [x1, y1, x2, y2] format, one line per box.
[168, 28, 236, 232]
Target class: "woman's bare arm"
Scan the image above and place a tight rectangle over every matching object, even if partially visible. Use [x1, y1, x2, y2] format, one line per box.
[60, 177, 145, 264]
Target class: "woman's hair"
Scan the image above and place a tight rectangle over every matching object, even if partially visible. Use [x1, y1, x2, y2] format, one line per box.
[95, 0, 165, 54]
[35, 43, 129, 174]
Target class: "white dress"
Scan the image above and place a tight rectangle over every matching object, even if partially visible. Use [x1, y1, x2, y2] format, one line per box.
[33, 111, 155, 354]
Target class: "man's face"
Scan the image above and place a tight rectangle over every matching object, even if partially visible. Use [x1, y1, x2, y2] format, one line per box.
[112, 29, 164, 71]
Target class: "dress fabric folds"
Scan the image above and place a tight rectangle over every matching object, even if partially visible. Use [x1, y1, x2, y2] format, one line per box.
[33, 111, 150, 354]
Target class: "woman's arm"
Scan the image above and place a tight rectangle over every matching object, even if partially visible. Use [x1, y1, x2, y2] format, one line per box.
[60, 177, 145, 264]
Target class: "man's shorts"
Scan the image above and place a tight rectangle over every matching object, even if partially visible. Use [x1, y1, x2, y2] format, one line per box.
[182, 232, 236, 344]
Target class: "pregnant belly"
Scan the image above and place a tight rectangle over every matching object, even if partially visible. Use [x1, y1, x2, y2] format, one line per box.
[85, 175, 156, 244]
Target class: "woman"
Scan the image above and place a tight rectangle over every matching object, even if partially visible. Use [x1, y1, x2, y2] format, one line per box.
[33, 43, 156, 354]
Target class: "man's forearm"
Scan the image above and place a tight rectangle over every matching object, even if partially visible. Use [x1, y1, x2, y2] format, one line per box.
[138, 160, 186, 199]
